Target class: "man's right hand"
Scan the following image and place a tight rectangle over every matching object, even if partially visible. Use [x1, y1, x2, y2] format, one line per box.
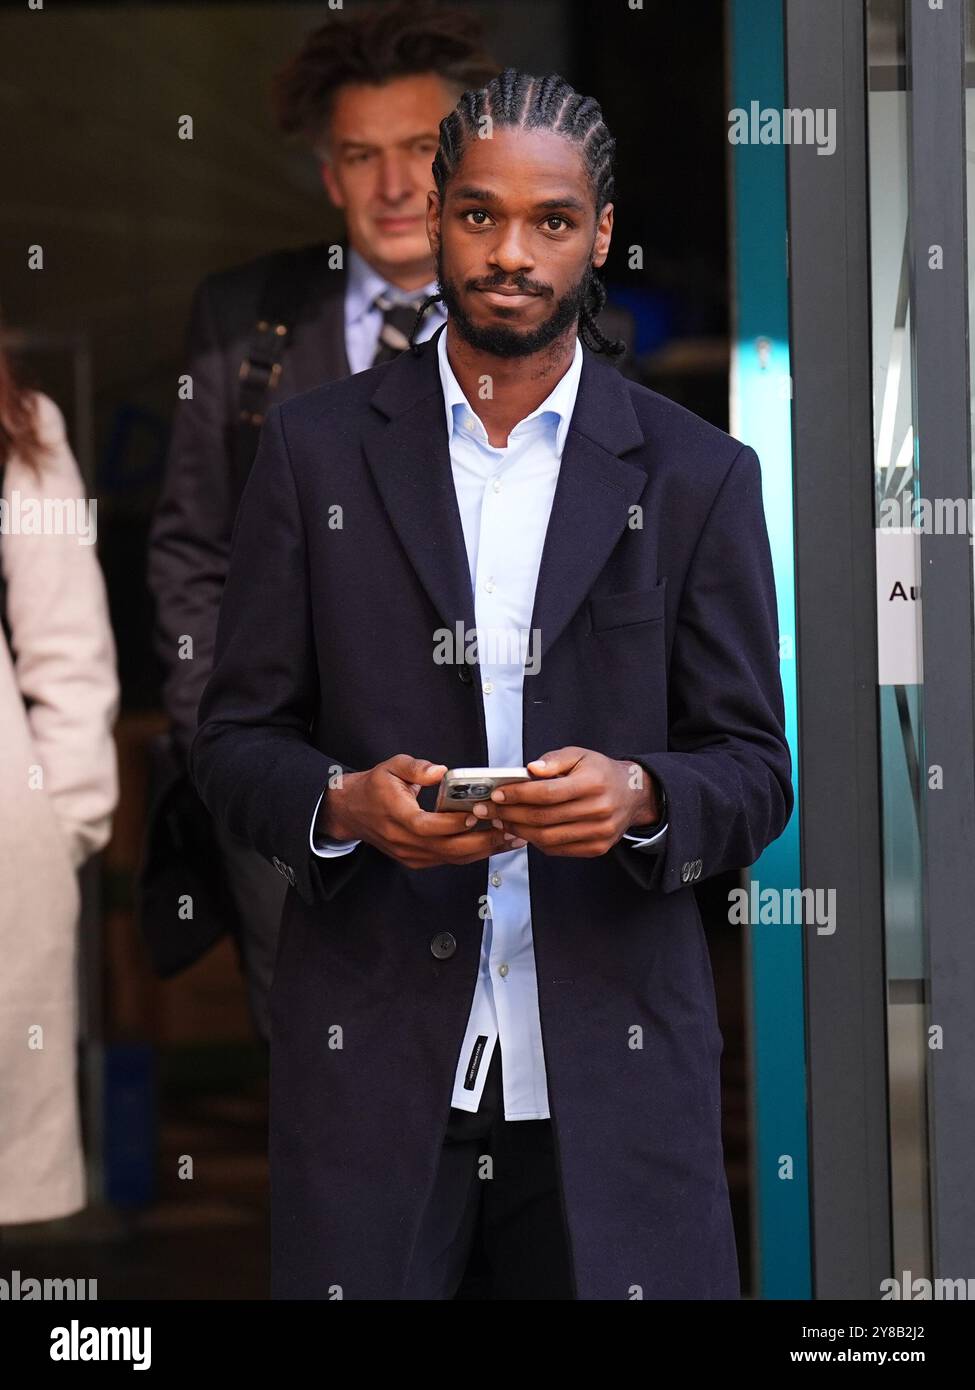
[318, 755, 525, 870]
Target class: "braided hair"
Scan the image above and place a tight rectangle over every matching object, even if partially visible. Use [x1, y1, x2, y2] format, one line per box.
[410, 67, 625, 358]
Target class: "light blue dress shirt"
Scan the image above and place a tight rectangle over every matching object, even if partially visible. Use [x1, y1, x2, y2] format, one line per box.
[309, 326, 667, 1119]
[343, 245, 445, 373]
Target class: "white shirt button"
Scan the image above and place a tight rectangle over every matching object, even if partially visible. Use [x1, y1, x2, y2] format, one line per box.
[465, 416, 477, 431]
[484, 578, 495, 593]
[492, 477, 502, 493]
[491, 872, 502, 887]
[498, 963, 509, 978]
[482, 680, 494, 695]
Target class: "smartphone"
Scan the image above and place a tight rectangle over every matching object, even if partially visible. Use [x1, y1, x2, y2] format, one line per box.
[435, 767, 532, 813]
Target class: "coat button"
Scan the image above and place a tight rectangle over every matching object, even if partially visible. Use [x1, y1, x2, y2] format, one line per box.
[430, 931, 457, 959]
[457, 664, 473, 685]
[681, 862, 691, 883]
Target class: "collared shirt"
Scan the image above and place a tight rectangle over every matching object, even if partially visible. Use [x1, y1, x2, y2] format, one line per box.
[309, 326, 667, 1119]
[343, 245, 445, 373]
[435, 326, 582, 1117]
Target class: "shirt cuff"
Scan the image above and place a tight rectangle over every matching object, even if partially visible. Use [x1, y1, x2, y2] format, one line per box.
[309, 786, 361, 858]
[622, 820, 669, 851]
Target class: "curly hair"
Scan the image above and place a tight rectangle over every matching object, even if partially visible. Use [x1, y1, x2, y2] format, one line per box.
[271, 0, 498, 155]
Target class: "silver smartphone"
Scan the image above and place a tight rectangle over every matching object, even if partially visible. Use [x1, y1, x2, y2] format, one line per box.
[435, 767, 532, 813]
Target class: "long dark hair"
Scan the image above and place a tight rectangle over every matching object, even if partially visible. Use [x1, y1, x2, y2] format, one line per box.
[0, 327, 46, 475]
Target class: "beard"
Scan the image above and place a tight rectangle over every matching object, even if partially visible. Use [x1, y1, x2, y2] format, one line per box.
[436, 248, 591, 359]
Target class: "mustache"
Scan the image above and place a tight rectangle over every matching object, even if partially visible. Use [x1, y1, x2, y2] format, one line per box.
[467, 275, 552, 297]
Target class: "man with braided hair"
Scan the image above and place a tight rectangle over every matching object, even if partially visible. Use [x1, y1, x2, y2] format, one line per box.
[192, 67, 793, 1300]
[146, 9, 635, 1037]
[418, 66, 630, 362]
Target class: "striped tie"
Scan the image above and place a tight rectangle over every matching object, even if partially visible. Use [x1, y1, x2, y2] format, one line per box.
[371, 292, 426, 366]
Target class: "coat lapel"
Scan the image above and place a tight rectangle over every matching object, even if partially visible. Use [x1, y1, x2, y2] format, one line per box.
[363, 327, 477, 644]
[362, 324, 649, 663]
[528, 353, 648, 661]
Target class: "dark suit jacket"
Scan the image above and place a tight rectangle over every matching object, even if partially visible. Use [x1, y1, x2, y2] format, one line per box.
[148, 242, 636, 759]
[147, 244, 348, 759]
[190, 322, 793, 1301]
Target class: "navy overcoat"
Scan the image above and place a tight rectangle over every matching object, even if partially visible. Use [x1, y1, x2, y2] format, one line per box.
[190, 324, 793, 1300]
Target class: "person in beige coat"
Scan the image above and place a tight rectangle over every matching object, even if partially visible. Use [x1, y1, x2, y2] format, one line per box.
[0, 367, 119, 1224]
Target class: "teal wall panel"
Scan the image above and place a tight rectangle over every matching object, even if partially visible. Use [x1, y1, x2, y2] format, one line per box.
[729, 0, 810, 1299]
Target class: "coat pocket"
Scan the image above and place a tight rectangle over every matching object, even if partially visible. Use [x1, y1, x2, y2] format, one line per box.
[589, 579, 667, 633]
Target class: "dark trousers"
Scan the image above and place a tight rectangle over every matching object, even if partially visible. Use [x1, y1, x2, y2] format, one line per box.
[404, 1044, 575, 1300]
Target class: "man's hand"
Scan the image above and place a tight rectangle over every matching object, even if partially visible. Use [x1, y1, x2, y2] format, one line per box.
[471, 746, 660, 858]
[319, 754, 526, 870]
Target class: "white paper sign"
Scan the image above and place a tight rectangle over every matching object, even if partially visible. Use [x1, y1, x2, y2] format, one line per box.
[876, 527, 921, 685]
